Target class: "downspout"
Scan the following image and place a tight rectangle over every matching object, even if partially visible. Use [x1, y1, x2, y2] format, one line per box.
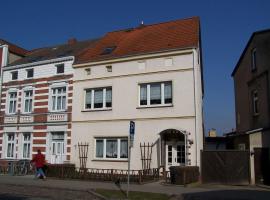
[192, 48, 198, 166]
[0, 45, 8, 108]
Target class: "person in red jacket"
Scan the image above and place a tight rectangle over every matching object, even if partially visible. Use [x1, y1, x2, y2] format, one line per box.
[31, 149, 46, 179]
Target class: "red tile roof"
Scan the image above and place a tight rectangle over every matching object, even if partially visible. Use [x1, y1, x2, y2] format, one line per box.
[0, 39, 28, 56]
[75, 17, 200, 65]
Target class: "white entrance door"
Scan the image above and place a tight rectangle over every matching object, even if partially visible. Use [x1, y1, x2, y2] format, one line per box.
[50, 132, 65, 164]
[166, 142, 186, 170]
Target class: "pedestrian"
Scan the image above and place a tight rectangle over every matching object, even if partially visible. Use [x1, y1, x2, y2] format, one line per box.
[31, 149, 46, 180]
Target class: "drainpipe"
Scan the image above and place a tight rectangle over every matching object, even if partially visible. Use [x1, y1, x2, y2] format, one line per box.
[0, 45, 8, 109]
[192, 48, 198, 166]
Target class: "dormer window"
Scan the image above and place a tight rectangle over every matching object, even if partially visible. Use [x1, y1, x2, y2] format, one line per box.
[251, 48, 257, 71]
[56, 64, 65, 74]
[26, 68, 34, 78]
[101, 46, 116, 55]
[11, 71, 18, 80]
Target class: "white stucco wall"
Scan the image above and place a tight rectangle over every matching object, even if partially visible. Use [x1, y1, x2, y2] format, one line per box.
[2, 60, 74, 83]
[71, 49, 204, 170]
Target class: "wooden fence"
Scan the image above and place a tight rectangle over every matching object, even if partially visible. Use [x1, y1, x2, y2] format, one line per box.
[46, 164, 160, 184]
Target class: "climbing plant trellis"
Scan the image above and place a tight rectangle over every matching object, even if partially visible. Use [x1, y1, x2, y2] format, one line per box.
[140, 142, 154, 170]
[78, 142, 89, 171]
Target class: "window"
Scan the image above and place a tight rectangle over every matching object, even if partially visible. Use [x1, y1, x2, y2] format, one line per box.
[6, 133, 15, 158]
[11, 71, 18, 80]
[51, 87, 66, 111]
[56, 64, 65, 74]
[106, 65, 112, 72]
[22, 133, 31, 159]
[8, 92, 17, 114]
[238, 143, 246, 151]
[26, 68, 34, 78]
[251, 48, 257, 71]
[139, 81, 172, 106]
[23, 90, 33, 113]
[101, 46, 116, 55]
[85, 68, 91, 75]
[95, 138, 128, 160]
[85, 87, 112, 110]
[252, 90, 259, 115]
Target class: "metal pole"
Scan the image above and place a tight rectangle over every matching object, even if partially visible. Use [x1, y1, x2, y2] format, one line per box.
[127, 135, 131, 198]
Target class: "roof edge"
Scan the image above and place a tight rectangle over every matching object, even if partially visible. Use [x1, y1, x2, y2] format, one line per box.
[4, 56, 74, 71]
[231, 28, 270, 77]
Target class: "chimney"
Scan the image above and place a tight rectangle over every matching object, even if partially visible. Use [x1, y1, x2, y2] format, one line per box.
[68, 38, 77, 45]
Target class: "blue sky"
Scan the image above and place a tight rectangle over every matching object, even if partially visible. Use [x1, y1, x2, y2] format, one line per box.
[0, 0, 269, 134]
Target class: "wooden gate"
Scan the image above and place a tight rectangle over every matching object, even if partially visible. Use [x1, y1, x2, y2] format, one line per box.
[201, 150, 250, 185]
[254, 148, 270, 185]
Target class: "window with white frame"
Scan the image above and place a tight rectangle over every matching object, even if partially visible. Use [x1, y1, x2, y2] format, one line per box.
[23, 90, 33, 113]
[8, 91, 17, 114]
[252, 90, 259, 115]
[95, 138, 128, 159]
[51, 87, 67, 111]
[85, 87, 112, 110]
[139, 81, 172, 106]
[22, 133, 31, 159]
[6, 133, 15, 158]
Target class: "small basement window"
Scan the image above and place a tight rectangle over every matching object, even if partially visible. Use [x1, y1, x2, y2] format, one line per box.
[101, 46, 116, 55]
[56, 64, 65, 74]
[11, 71, 18, 80]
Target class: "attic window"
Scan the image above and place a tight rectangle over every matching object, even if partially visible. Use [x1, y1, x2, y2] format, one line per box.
[106, 65, 112, 72]
[85, 68, 91, 75]
[101, 46, 116, 55]
[56, 64, 65, 74]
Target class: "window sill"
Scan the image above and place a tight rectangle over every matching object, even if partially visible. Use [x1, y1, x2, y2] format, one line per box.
[137, 104, 173, 109]
[49, 110, 67, 113]
[5, 113, 18, 116]
[92, 159, 128, 162]
[82, 108, 112, 112]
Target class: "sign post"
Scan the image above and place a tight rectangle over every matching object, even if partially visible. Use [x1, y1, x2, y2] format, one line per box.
[127, 121, 135, 198]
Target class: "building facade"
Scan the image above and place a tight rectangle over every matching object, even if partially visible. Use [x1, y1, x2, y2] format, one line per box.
[231, 29, 270, 148]
[0, 39, 97, 163]
[71, 17, 204, 170]
[231, 29, 270, 184]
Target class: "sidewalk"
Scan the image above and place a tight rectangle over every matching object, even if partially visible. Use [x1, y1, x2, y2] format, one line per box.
[0, 175, 267, 196]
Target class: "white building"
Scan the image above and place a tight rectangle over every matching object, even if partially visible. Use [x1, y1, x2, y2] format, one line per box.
[71, 17, 204, 171]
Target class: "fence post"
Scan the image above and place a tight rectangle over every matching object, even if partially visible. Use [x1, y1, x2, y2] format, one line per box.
[139, 170, 142, 184]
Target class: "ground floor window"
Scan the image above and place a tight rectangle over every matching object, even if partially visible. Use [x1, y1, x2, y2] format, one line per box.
[95, 138, 128, 160]
[22, 133, 31, 159]
[6, 133, 15, 158]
